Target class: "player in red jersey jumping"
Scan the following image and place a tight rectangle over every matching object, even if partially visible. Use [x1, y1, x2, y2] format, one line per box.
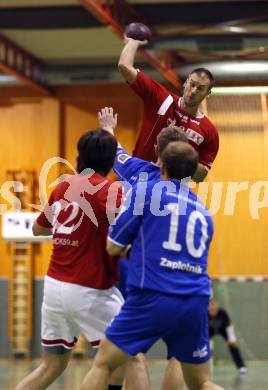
[118, 37, 220, 390]
[118, 37, 219, 183]
[15, 129, 125, 390]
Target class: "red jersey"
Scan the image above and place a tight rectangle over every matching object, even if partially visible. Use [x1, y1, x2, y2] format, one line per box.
[131, 71, 219, 169]
[37, 172, 122, 289]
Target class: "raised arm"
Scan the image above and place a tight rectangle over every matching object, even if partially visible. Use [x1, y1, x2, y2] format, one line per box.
[118, 37, 147, 84]
[98, 107, 148, 182]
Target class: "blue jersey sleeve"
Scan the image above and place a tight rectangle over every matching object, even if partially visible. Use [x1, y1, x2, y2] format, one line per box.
[108, 187, 143, 247]
[114, 146, 150, 183]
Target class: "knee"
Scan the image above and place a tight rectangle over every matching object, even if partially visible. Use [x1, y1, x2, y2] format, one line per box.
[195, 380, 225, 390]
[41, 357, 68, 377]
[135, 353, 146, 363]
[131, 353, 147, 368]
[126, 353, 149, 381]
[94, 359, 115, 376]
[14, 383, 24, 390]
[126, 354, 145, 374]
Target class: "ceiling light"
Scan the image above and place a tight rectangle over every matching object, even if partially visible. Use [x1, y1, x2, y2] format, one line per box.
[224, 26, 247, 33]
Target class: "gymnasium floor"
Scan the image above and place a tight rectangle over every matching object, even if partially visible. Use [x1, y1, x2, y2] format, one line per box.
[1, 359, 267, 389]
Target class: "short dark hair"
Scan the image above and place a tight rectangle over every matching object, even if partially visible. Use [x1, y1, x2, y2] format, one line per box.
[189, 67, 215, 89]
[157, 126, 188, 156]
[161, 141, 199, 180]
[77, 128, 117, 175]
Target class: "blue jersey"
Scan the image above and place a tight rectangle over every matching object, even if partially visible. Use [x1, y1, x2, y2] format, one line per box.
[109, 179, 213, 297]
[114, 146, 160, 185]
[114, 146, 161, 297]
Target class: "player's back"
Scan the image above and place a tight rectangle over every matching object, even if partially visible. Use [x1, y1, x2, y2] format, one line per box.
[127, 179, 213, 296]
[41, 172, 120, 289]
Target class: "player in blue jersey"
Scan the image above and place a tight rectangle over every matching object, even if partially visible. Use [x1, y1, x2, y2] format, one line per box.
[98, 107, 192, 390]
[98, 107, 189, 390]
[81, 141, 224, 390]
[98, 107, 188, 296]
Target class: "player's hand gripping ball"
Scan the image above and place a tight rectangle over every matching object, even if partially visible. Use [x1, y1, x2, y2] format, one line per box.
[125, 22, 152, 42]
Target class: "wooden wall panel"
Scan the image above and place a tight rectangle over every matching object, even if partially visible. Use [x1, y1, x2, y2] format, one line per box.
[65, 105, 98, 169]
[206, 95, 268, 276]
[64, 84, 142, 168]
[0, 99, 60, 277]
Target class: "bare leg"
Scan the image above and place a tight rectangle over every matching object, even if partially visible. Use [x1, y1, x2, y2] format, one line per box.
[124, 353, 151, 390]
[181, 360, 225, 390]
[81, 337, 131, 390]
[161, 358, 185, 390]
[15, 350, 71, 390]
[110, 363, 127, 386]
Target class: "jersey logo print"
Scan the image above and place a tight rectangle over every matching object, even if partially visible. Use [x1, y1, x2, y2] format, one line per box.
[190, 118, 200, 126]
[174, 111, 183, 119]
[117, 154, 132, 164]
[160, 258, 202, 274]
[174, 111, 189, 123]
[193, 345, 208, 358]
[186, 128, 204, 145]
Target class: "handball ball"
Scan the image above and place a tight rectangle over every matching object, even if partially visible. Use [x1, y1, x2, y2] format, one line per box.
[125, 22, 152, 42]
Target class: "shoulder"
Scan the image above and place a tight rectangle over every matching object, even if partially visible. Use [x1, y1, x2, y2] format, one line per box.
[116, 151, 132, 164]
[149, 163, 161, 175]
[133, 71, 171, 99]
[137, 71, 168, 90]
[201, 115, 218, 135]
[86, 174, 118, 196]
[101, 177, 121, 192]
[52, 179, 70, 198]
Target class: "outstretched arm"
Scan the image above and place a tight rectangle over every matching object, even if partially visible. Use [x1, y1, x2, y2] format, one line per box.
[118, 37, 148, 84]
[98, 107, 148, 182]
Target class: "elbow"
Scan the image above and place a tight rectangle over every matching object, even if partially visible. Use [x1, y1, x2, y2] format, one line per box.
[32, 224, 39, 236]
[106, 241, 112, 255]
[106, 244, 116, 257]
[118, 62, 137, 84]
[118, 62, 134, 78]
[106, 241, 121, 257]
[32, 221, 43, 236]
[192, 164, 208, 183]
[118, 62, 128, 74]
[192, 174, 206, 183]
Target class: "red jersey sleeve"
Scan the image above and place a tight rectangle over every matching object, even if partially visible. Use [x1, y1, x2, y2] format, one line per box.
[199, 122, 219, 170]
[130, 71, 169, 109]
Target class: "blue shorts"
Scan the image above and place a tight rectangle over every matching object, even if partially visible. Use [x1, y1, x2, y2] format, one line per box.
[116, 258, 129, 300]
[106, 290, 210, 364]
